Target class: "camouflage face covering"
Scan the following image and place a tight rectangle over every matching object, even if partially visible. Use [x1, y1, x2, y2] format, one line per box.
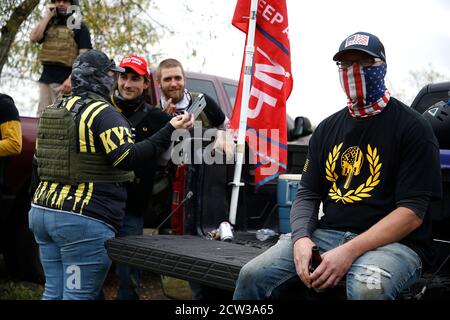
[71, 60, 115, 99]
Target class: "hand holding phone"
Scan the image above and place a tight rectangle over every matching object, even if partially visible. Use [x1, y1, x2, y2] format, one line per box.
[170, 111, 194, 129]
[186, 94, 207, 119]
[46, 4, 56, 18]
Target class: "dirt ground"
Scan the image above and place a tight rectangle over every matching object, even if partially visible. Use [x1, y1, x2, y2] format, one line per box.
[0, 254, 191, 300]
[102, 269, 172, 300]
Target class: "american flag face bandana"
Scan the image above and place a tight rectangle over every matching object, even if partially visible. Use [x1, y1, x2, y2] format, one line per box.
[339, 63, 390, 118]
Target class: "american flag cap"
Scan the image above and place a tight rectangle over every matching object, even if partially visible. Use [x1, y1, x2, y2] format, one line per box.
[333, 31, 386, 62]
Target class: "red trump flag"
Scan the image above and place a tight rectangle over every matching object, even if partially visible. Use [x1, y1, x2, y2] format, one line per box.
[230, 0, 293, 187]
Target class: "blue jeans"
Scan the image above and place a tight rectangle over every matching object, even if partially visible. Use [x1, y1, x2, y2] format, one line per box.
[29, 205, 115, 300]
[115, 213, 144, 300]
[233, 229, 422, 300]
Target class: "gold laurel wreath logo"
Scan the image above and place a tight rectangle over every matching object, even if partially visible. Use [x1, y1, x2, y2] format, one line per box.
[326, 143, 381, 204]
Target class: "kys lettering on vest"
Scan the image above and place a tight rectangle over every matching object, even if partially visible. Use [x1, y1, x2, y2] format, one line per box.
[99, 126, 133, 154]
[248, 47, 288, 119]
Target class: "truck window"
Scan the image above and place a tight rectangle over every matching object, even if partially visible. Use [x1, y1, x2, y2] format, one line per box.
[186, 78, 219, 105]
[223, 83, 237, 114]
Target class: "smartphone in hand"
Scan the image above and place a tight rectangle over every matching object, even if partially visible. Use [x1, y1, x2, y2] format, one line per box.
[47, 4, 56, 17]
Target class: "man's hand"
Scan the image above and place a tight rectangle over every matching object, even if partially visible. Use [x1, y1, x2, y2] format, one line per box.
[169, 111, 194, 129]
[212, 130, 235, 161]
[293, 237, 316, 288]
[163, 98, 177, 116]
[30, 3, 56, 42]
[46, 4, 57, 20]
[56, 77, 72, 95]
[309, 244, 357, 290]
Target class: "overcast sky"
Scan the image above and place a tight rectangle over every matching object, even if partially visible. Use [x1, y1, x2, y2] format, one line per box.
[156, 0, 450, 126]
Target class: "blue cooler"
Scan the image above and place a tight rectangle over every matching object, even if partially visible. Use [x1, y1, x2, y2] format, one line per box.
[277, 174, 302, 233]
[441, 149, 450, 169]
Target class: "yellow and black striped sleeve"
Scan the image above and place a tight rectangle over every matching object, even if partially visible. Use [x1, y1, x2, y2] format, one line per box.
[0, 120, 22, 157]
[90, 105, 175, 171]
[0, 94, 22, 157]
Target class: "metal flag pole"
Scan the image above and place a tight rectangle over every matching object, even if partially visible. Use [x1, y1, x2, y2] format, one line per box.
[228, 0, 258, 225]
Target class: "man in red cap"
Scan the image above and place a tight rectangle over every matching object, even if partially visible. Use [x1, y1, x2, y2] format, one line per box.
[107, 54, 172, 300]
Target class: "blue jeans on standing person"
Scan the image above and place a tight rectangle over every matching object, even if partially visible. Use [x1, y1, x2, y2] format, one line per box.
[115, 213, 144, 300]
[233, 229, 422, 300]
[29, 205, 115, 300]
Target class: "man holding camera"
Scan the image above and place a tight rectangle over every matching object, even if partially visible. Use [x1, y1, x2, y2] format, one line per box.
[30, 0, 92, 117]
[156, 58, 226, 129]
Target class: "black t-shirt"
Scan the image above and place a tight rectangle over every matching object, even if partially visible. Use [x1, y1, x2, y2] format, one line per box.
[301, 97, 442, 264]
[38, 21, 92, 84]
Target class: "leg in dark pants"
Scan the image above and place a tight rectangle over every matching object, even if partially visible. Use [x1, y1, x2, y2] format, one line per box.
[115, 213, 144, 300]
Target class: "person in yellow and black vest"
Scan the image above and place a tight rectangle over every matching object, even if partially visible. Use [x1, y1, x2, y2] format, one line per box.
[107, 54, 172, 300]
[29, 49, 194, 300]
[0, 94, 22, 196]
[30, 0, 92, 117]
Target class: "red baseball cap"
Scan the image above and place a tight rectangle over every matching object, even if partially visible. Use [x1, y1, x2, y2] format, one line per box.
[119, 54, 150, 79]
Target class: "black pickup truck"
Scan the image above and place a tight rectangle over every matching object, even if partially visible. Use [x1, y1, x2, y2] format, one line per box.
[106, 80, 450, 300]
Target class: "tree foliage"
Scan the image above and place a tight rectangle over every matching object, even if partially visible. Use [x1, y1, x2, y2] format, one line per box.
[0, 0, 40, 78]
[1, 0, 172, 80]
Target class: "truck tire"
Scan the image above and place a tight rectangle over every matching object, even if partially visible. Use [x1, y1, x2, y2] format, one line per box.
[3, 221, 44, 284]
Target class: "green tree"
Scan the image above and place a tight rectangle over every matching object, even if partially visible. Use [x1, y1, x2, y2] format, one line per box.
[0, 0, 40, 79]
[1, 0, 172, 80]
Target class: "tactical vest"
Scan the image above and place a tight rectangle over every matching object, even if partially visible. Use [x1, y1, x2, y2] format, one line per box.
[36, 96, 135, 186]
[39, 24, 78, 67]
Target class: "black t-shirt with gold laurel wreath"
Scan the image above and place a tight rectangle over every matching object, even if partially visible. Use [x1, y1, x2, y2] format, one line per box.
[300, 97, 442, 264]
